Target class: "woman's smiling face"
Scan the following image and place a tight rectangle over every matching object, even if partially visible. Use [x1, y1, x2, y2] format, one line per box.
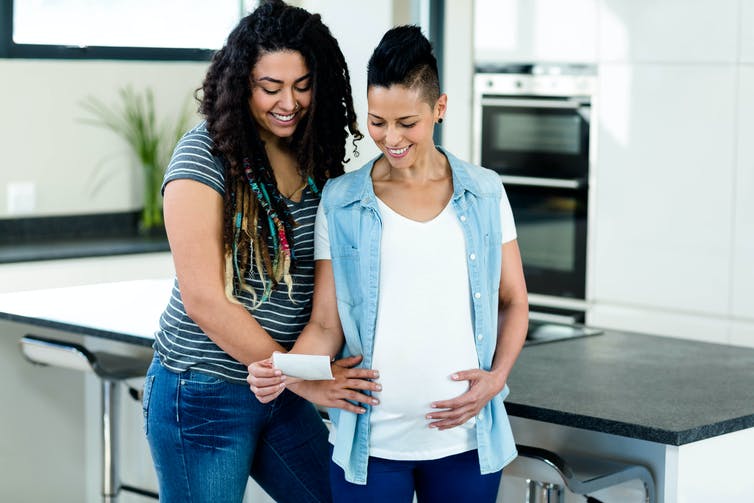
[366, 84, 445, 169]
[248, 50, 312, 141]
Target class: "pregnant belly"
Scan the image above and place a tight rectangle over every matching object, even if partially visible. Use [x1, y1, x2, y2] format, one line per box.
[371, 363, 476, 420]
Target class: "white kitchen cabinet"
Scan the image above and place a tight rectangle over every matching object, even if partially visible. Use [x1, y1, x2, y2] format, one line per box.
[474, 0, 598, 64]
[740, 0, 754, 63]
[732, 67, 754, 321]
[591, 64, 736, 317]
[508, 416, 754, 503]
[597, 0, 738, 63]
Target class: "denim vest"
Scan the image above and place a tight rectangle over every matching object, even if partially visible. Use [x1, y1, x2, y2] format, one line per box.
[321, 147, 518, 484]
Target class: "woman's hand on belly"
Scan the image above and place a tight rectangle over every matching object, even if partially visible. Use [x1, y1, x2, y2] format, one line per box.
[424, 368, 505, 431]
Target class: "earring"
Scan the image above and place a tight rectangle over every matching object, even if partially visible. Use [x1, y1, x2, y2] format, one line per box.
[438, 117, 444, 124]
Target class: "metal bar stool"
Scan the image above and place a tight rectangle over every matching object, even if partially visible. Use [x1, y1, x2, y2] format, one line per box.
[506, 444, 656, 503]
[19, 334, 157, 502]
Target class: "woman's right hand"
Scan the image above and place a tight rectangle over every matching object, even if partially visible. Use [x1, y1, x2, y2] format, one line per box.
[247, 357, 295, 403]
[248, 354, 381, 414]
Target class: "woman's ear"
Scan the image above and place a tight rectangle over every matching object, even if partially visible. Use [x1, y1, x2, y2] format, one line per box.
[435, 93, 448, 123]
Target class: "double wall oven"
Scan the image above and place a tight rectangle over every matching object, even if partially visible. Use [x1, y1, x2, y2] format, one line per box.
[473, 64, 597, 327]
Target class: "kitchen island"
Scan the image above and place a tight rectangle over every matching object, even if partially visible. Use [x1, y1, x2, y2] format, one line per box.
[505, 330, 754, 502]
[1, 279, 753, 502]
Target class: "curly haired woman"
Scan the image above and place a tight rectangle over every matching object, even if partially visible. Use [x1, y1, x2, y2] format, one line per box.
[142, 2, 372, 501]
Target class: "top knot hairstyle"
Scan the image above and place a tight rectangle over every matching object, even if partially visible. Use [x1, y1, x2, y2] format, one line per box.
[198, 0, 362, 305]
[367, 25, 440, 105]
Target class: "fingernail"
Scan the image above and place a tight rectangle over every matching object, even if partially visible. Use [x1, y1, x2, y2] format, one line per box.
[373, 371, 380, 378]
[280, 375, 286, 381]
[429, 423, 437, 428]
[375, 384, 382, 391]
[359, 408, 366, 413]
[279, 383, 285, 388]
[372, 398, 379, 405]
[451, 374, 459, 380]
[426, 415, 433, 420]
[431, 403, 438, 408]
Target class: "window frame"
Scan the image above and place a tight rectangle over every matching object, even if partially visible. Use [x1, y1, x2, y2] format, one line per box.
[0, 0, 215, 61]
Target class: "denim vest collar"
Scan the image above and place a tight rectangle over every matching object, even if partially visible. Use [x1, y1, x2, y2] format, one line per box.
[333, 146, 484, 210]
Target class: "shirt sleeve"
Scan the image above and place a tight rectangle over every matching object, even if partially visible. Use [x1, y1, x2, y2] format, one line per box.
[314, 203, 332, 260]
[500, 184, 518, 244]
[161, 126, 225, 197]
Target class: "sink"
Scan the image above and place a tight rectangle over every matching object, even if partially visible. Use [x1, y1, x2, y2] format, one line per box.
[524, 319, 602, 346]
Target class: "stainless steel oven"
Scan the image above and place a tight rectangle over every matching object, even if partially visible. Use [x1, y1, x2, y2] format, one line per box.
[473, 64, 597, 313]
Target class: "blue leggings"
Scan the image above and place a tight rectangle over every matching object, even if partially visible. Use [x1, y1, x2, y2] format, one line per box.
[329, 448, 502, 503]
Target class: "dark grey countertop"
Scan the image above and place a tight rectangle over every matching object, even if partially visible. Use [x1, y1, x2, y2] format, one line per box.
[0, 236, 170, 263]
[506, 330, 754, 446]
[0, 211, 169, 263]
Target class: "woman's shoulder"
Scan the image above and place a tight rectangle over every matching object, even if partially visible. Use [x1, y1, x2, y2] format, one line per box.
[163, 121, 225, 195]
[176, 121, 215, 151]
[320, 157, 377, 205]
[441, 148, 501, 196]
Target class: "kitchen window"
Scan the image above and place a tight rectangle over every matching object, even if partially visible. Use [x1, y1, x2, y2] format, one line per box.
[0, 0, 256, 60]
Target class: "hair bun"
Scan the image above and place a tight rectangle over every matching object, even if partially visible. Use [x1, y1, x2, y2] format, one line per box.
[369, 25, 437, 80]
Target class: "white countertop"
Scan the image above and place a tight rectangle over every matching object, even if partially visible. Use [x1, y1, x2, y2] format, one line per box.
[0, 278, 173, 341]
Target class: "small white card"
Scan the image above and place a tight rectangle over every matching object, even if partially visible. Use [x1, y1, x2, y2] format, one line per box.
[272, 353, 334, 380]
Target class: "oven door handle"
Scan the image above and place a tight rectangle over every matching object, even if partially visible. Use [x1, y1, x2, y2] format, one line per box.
[481, 97, 588, 110]
[500, 175, 586, 190]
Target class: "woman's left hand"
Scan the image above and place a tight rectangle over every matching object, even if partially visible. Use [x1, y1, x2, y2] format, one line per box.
[426, 369, 505, 431]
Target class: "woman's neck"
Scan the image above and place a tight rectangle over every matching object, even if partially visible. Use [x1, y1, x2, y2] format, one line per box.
[374, 147, 449, 183]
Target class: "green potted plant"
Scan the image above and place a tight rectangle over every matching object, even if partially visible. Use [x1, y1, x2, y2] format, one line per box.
[80, 86, 192, 234]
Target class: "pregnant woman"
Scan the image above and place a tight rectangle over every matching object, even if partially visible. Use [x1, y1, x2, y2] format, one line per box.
[248, 25, 528, 502]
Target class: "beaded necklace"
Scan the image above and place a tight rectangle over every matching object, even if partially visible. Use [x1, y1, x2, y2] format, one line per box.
[231, 157, 320, 303]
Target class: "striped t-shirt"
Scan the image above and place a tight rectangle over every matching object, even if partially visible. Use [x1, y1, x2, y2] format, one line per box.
[153, 122, 319, 383]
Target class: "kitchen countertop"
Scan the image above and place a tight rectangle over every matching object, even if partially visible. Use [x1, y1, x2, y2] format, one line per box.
[1, 279, 753, 447]
[0, 279, 172, 347]
[0, 236, 170, 263]
[506, 331, 754, 446]
[0, 211, 169, 264]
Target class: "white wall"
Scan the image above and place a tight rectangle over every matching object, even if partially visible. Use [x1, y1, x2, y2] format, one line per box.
[441, 0, 475, 160]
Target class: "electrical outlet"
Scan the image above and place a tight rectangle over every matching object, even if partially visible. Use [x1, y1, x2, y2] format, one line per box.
[7, 182, 36, 215]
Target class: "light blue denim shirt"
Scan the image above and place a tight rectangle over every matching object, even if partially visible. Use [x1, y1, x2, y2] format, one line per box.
[321, 147, 518, 484]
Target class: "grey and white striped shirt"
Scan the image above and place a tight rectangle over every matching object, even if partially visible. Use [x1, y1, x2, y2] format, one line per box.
[153, 122, 319, 384]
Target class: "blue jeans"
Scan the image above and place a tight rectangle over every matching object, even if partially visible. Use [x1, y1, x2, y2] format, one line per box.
[143, 355, 331, 503]
[329, 448, 502, 503]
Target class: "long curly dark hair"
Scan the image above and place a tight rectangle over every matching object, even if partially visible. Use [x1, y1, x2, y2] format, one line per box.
[198, 0, 361, 303]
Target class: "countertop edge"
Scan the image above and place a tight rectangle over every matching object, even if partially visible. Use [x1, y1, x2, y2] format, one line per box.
[0, 312, 155, 348]
[506, 402, 754, 446]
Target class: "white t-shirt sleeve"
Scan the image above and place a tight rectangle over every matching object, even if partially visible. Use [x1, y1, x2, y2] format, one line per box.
[314, 203, 332, 260]
[500, 185, 518, 244]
